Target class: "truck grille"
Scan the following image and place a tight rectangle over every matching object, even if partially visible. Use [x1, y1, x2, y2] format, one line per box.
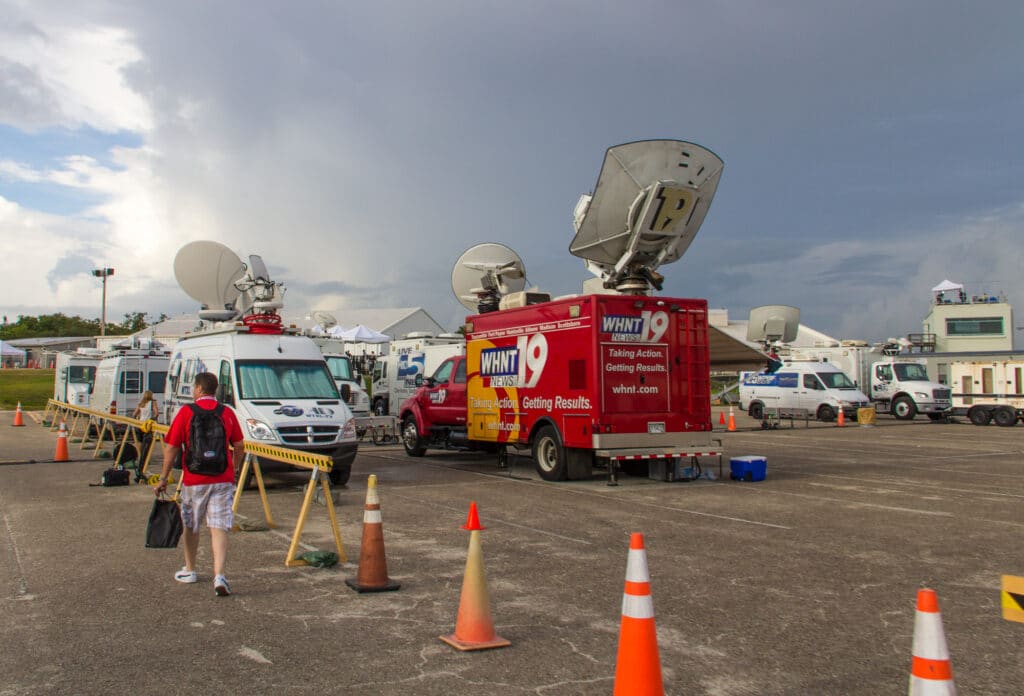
[933, 388, 951, 400]
[277, 425, 340, 446]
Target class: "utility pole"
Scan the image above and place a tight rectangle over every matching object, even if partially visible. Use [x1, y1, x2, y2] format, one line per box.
[92, 268, 115, 336]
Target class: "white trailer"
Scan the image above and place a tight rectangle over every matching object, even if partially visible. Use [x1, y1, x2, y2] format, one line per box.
[89, 339, 171, 418]
[53, 349, 104, 406]
[949, 360, 1024, 426]
[371, 333, 464, 416]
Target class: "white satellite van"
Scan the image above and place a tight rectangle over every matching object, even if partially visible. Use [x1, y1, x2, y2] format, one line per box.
[164, 327, 358, 486]
[740, 360, 871, 422]
[89, 338, 170, 418]
[53, 349, 103, 406]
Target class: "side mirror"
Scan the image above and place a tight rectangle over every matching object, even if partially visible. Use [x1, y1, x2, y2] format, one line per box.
[215, 385, 227, 403]
[340, 384, 352, 402]
[414, 374, 424, 387]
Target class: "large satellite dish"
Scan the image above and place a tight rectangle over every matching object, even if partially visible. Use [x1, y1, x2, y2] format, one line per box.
[570, 140, 724, 293]
[746, 305, 800, 345]
[311, 311, 338, 330]
[451, 243, 527, 313]
[173, 241, 246, 321]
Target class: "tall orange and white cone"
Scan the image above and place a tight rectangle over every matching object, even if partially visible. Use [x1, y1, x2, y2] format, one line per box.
[12, 402, 25, 427]
[614, 533, 663, 696]
[837, 404, 846, 427]
[440, 502, 510, 651]
[909, 588, 956, 695]
[54, 421, 69, 462]
[727, 405, 736, 432]
[346, 474, 400, 592]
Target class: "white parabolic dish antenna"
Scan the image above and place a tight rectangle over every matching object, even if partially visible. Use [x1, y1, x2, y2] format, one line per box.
[311, 311, 338, 330]
[173, 241, 246, 321]
[451, 243, 527, 312]
[746, 305, 801, 345]
[570, 140, 724, 293]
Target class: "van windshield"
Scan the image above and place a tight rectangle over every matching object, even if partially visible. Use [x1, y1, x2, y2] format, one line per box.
[325, 356, 355, 382]
[817, 371, 856, 389]
[893, 363, 929, 381]
[237, 360, 339, 399]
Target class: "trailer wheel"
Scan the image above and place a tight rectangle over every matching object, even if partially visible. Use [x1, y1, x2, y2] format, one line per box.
[402, 415, 427, 457]
[748, 402, 764, 420]
[817, 405, 836, 422]
[892, 396, 917, 420]
[993, 406, 1018, 427]
[532, 425, 567, 481]
[968, 407, 991, 426]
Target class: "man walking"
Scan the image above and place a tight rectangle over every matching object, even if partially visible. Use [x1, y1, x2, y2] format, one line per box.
[155, 372, 245, 596]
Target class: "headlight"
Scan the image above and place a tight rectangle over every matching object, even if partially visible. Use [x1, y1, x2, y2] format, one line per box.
[914, 392, 929, 400]
[339, 418, 357, 441]
[246, 419, 276, 441]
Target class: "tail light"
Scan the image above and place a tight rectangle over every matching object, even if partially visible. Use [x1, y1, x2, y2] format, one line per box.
[109, 401, 117, 415]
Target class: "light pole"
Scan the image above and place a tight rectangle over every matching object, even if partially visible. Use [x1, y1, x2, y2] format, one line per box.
[92, 268, 115, 336]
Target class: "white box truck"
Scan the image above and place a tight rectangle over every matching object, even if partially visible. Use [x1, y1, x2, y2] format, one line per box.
[949, 360, 1023, 426]
[164, 324, 359, 485]
[740, 360, 871, 422]
[53, 349, 104, 406]
[372, 333, 464, 416]
[89, 338, 171, 418]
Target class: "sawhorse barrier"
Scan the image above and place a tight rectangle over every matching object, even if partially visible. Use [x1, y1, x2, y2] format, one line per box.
[232, 441, 347, 567]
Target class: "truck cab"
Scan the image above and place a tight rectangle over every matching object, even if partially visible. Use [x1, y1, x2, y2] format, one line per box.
[398, 355, 475, 456]
[869, 360, 952, 420]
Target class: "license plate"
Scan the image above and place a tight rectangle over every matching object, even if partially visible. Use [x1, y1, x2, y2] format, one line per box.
[648, 422, 665, 434]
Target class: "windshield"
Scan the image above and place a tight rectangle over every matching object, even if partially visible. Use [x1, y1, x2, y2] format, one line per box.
[237, 360, 339, 399]
[817, 371, 856, 389]
[68, 366, 96, 384]
[893, 363, 929, 381]
[325, 356, 355, 382]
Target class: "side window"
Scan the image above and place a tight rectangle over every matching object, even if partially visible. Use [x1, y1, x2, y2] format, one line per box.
[148, 371, 167, 394]
[432, 359, 454, 384]
[803, 374, 820, 390]
[875, 365, 892, 381]
[167, 359, 181, 393]
[454, 360, 467, 384]
[219, 360, 234, 405]
[181, 359, 197, 396]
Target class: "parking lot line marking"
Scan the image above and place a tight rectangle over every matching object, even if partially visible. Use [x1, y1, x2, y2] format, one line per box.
[777, 470, 1024, 500]
[2, 510, 29, 598]
[767, 490, 954, 516]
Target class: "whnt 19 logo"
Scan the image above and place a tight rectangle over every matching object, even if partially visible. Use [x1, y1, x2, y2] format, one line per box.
[601, 311, 669, 343]
[480, 333, 548, 388]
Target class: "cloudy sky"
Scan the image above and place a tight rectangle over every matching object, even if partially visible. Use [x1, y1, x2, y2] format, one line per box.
[1, 1, 1022, 345]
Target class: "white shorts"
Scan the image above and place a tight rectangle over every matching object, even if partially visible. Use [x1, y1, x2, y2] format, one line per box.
[179, 482, 235, 532]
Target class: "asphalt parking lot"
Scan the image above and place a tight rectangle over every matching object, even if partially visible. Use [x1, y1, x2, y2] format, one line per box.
[1, 409, 1021, 695]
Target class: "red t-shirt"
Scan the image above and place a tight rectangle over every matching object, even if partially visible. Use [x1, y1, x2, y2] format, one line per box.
[165, 396, 245, 486]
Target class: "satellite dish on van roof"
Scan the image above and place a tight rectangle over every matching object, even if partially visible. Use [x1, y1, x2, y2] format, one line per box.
[451, 243, 527, 313]
[173, 241, 245, 321]
[746, 305, 800, 345]
[570, 140, 723, 294]
[312, 311, 337, 330]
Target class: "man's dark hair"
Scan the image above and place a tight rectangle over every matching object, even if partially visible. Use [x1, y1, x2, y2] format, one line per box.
[194, 372, 219, 396]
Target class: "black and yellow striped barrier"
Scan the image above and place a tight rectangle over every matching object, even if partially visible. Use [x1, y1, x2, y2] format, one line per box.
[234, 441, 346, 567]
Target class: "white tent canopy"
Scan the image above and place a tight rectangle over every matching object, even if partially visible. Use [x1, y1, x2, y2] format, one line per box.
[0, 340, 26, 363]
[931, 279, 963, 292]
[337, 324, 389, 343]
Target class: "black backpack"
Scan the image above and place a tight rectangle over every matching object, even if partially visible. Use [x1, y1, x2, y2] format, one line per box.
[185, 403, 228, 476]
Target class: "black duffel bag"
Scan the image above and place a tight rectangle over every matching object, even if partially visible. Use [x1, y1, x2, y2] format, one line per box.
[145, 497, 183, 548]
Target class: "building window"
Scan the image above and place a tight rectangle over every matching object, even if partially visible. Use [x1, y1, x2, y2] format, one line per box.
[945, 317, 1004, 336]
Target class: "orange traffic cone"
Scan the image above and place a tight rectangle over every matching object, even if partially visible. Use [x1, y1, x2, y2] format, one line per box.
[614, 532, 663, 695]
[909, 588, 956, 695]
[727, 406, 736, 432]
[346, 474, 400, 592]
[440, 502, 510, 651]
[718, 410, 726, 426]
[54, 421, 69, 462]
[12, 402, 25, 427]
[837, 405, 845, 427]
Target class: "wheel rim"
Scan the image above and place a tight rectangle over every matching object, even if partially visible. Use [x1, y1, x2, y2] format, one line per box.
[895, 401, 909, 417]
[536, 437, 557, 472]
[402, 421, 419, 448]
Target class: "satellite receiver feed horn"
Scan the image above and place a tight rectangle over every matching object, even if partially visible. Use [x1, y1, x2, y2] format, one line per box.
[451, 244, 528, 314]
[570, 140, 724, 295]
[234, 254, 285, 317]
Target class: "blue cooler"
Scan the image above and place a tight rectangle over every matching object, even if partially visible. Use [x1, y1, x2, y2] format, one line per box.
[730, 456, 767, 482]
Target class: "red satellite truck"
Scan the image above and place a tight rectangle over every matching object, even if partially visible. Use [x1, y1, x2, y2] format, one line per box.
[399, 292, 719, 481]
[399, 139, 730, 481]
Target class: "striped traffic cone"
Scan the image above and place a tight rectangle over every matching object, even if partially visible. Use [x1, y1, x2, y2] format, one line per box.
[12, 402, 25, 427]
[440, 502, 510, 651]
[54, 421, 69, 462]
[613, 533, 663, 695]
[727, 406, 736, 432]
[837, 405, 845, 427]
[908, 588, 956, 695]
[346, 474, 400, 592]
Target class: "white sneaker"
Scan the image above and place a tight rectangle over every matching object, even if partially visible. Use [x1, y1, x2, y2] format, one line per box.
[214, 574, 231, 597]
[174, 567, 198, 584]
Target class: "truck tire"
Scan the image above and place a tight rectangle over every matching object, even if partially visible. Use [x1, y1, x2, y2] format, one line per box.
[402, 415, 427, 457]
[532, 425, 567, 481]
[968, 407, 991, 426]
[372, 398, 387, 416]
[892, 396, 917, 420]
[748, 402, 764, 420]
[927, 413, 947, 422]
[329, 461, 352, 486]
[817, 404, 836, 422]
[993, 406, 1018, 427]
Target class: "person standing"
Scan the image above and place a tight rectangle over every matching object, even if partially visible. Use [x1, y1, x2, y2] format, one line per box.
[155, 372, 245, 596]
